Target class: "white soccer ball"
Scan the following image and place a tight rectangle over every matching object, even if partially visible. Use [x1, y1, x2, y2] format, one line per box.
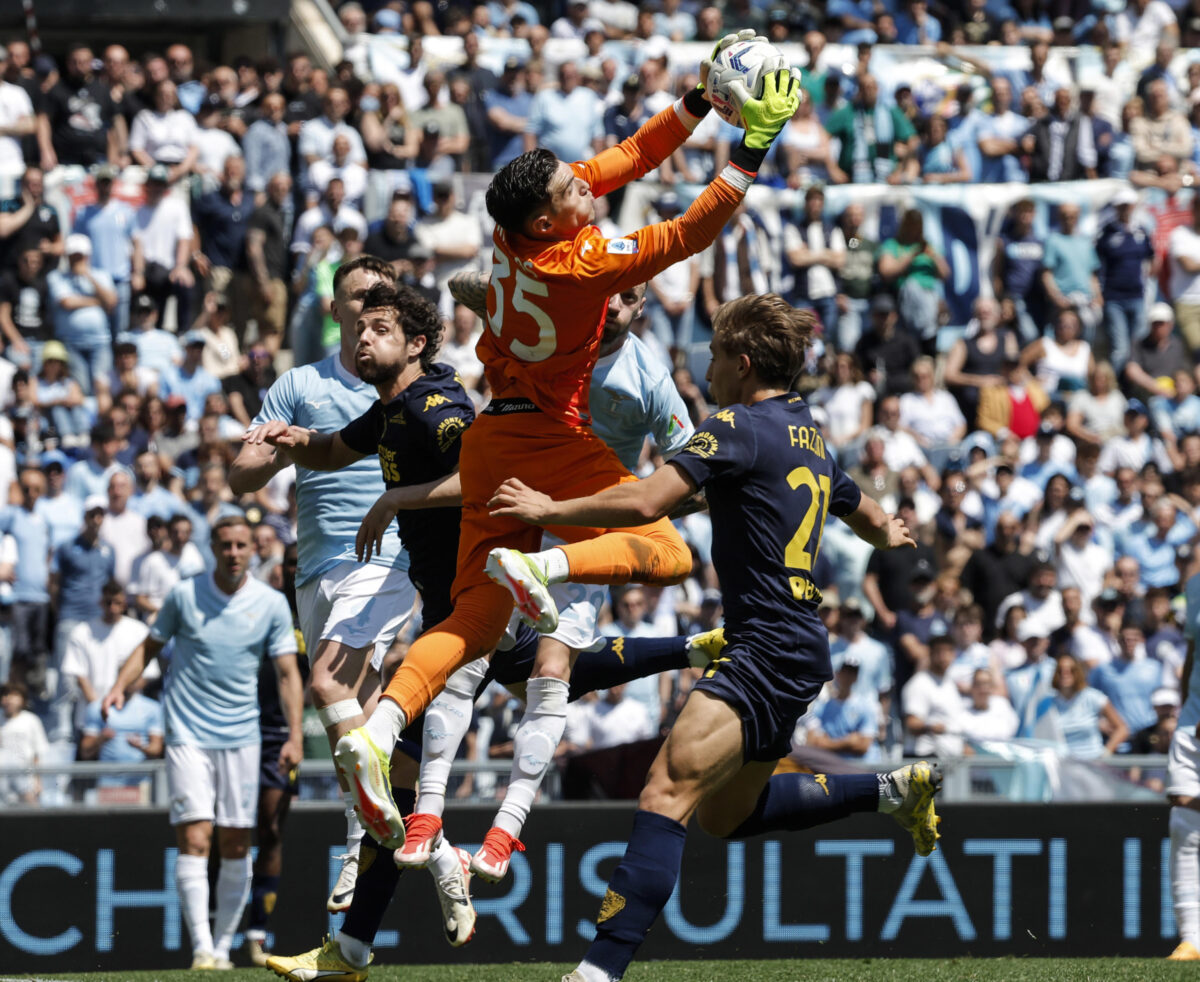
[707, 38, 787, 129]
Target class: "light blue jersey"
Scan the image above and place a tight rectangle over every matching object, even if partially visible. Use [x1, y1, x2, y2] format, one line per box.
[588, 334, 693, 472]
[253, 353, 408, 586]
[1181, 572, 1200, 730]
[152, 573, 297, 749]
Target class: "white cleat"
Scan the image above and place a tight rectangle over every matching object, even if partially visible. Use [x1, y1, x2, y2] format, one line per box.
[327, 851, 359, 912]
[486, 547, 559, 633]
[246, 936, 269, 967]
[433, 847, 477, 947]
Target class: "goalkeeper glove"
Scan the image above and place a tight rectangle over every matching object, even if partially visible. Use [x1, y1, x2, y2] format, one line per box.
[724, 62, 803, 172]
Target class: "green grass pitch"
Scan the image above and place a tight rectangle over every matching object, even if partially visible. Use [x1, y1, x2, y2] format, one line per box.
[30, 959, 1200, 982]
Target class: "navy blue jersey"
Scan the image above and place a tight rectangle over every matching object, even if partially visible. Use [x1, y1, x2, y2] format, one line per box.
[671, 394, 862, 679]
[258, 628, 307, 738]
[340, 363, 474, 602]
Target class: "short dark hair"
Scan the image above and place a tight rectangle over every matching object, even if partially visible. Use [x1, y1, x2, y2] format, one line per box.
[101, 579, 124, 599]
[91, 422, 117, 444]
[711, 294, 815, 389]
[332, 254, 396, 295]
[486, 148, 558, 234]
[359, 283, 445, 371]
[210, 513, 251, 542]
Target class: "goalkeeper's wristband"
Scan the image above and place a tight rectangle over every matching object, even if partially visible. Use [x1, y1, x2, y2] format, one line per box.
[681, 87, 711, 121]
[730, 140, 769, 176]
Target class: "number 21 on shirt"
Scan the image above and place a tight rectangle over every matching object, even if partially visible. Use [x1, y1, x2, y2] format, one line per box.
[785, 465, 830, 603]
[489, 249, 557, 362]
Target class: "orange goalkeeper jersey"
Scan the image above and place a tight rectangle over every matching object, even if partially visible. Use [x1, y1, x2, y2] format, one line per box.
[478, 100, 748, 428]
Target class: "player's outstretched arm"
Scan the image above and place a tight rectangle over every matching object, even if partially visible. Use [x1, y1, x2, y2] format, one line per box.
[449, 270, 489, 320]
[843, 492, 917, 551]
[243, 420, 364, 472]
[356, 472, 464, 562]
[230, 438, 290, 495]
[489, 464, 695, 528]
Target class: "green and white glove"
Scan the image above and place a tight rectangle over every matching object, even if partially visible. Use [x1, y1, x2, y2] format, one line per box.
[723, 60, 803, 150]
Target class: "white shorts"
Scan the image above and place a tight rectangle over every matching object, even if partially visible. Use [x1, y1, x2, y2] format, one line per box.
[166, 743, 260, 828]
[546, 580, 608, 653]
[297, 561, 417, 671]
[1168, 727, 1200, 798]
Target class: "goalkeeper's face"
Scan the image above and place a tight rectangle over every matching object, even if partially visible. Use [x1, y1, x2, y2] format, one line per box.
[533, 160, 595, 239]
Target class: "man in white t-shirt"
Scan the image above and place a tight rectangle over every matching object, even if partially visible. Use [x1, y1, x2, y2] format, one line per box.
[0, 681, 47, 804]
[576, 682, 656, 751]
[99, 470, 150, 588]
[135, 513, 205, 620]
[131, 165, 194, 329]
[901, 633, 966, 757]
[414, 181, 482, 307]
[1169, 196, 1200, 353]
[60, 580, 152, 731]
[0, 47, 34, 181]
[1113, 0, 1179, 53]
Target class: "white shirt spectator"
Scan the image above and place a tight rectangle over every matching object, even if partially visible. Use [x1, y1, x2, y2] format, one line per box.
[1056, 539, 1111, 610]
[995, 587, 1066, 635]
[415, 210, 483, 292]
[134, 543, 205, 612]
[902, 669, 966, 757]
[1066, 623, 1115, 667]
[129, 109, 198, 164]
[0, 80, 33, 178]
[878, 428, 929, 473]
[588, 0, 637, 33]
[898, 389, 966, 446]
[1169, 224, 1200, 304]
[297, 117, 367, 166]
[1113, 0, 1179, 52]
[438, 332, 484, 387]
[959, 694, 1019, 742]
[60, 615, 152, 727]
[1098, 432, 1172, 474]
[194, 127, 242, 179]
[0, 708, 47, 803]
[292, 202, 368, 256]
[579, 692, 656, 750]
[813, 381, 875, 446]
[100, 509, 151, 588]
[132, 195, 193, 269]
[307, 159, 367, 209]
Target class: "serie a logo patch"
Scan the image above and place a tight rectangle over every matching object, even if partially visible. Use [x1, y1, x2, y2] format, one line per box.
[606, 238, 638, 255]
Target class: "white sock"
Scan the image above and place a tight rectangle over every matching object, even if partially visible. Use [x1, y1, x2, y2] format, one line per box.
[175, 853, 213, 956]
[417, 658, 488, 817]
[1173, 806, 1200, 945]
[877, 772, 903, 813]
[212, 855, 252, 960]
[529, 547, 570, 585]
[363, 698, 406, 750]
[429, 836, 462, 879]
[575, 960, 617, 982]
[336, 929, 371, 968]
[341, 791, 364, 854]
[495, 677, 568, 839]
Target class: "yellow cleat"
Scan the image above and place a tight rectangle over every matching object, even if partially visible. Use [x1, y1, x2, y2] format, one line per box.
[334, 728, 405, 849]
[1169, 941, 1200, 960]
[686, 627, 726, 669]
[887, 761, 943, 857]
[190, 952, 216, 970]
[486, 547, 559, 633]
[266, 936, 370, 982]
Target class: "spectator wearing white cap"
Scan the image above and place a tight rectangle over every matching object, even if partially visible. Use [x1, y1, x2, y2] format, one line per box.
[1098, 186, 1154, 374]
[47, 234, 116, 395]
[805, 653, 881, 761]
[1126, 302, 1187, 402]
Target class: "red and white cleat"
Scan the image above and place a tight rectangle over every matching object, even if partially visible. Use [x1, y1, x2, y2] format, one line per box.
[394, 812, 444, 868]
[469, 826, 526, 883]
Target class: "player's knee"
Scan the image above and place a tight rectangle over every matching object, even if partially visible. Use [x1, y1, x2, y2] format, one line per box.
[651, 532, 693, 585]
[529, 657, 570, 682]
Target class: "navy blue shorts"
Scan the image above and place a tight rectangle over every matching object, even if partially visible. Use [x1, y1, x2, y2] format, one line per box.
[259, 732, 300, 795]
[482, 623, 542, 690]
[693, 643, 828, 763]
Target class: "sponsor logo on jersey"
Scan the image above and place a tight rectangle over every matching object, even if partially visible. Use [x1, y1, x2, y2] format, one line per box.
[606, 238, 638, 255]
[814, 773, 830, 796]
[684, 431, 718, 459]
[714, 409, 737, 428]
[388, 411, 407, 426]
[423, 394, 450, 412]
[436, 415, 467, 452]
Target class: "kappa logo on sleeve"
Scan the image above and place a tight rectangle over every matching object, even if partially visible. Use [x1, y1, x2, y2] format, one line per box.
[606, 238, 639, 255]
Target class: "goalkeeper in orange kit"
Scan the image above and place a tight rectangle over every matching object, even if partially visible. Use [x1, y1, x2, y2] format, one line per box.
[335, 33, 802, 852]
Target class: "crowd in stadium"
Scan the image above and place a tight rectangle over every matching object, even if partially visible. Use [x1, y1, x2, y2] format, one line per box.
[0, 0, 1194, 806]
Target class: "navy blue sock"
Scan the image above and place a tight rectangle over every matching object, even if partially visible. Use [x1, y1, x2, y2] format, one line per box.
[568, 636, 688, 702]
[584, 810, 687, 979]
[729, 772, 879, 838]
[246, 873, 279, 933]
[341, 788, 415, 945]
